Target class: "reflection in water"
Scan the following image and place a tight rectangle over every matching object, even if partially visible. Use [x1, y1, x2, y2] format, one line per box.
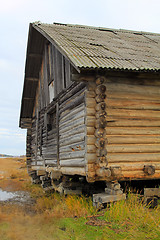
[0, 189, 17, 201]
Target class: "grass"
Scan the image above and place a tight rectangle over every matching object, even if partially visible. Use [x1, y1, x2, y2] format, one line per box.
[0, 157, 160, 239]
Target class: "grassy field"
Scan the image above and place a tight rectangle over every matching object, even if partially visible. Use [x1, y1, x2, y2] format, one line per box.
[0, 157, 160, 240]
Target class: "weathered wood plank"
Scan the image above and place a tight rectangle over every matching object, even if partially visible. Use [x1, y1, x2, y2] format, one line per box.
[106, 135, 160, 144]
[105, 127, 160, 135]
[107, 153, 160, 162]
[106, 144, 160, 153]
[106, 118, 160, 127]
[105, 98, 160, 110]
[60, 150, 85, 160]
[59, 110, 85, 129]
[109, 162, 160, 171]
[60, 159, 85, 167]
[60, 167, 85, 176]
[59, 133, 85, 147]
[105, 109, 160, 119]
[104, 82, 160, 96]
[59, 141, 85, 153]
[59, 118, 85, 134]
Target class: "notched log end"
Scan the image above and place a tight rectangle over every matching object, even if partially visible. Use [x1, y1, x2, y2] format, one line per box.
[96, 167, 111, 178]
[110, 167, 122, 176]
[143, 165, 155, 175]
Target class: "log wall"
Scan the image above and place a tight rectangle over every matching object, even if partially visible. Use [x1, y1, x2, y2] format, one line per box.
[88, 76, 160, 182]
[59, 82, 87, 176]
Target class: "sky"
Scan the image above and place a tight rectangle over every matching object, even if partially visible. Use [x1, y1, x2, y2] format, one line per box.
[0, 0, 160, 156]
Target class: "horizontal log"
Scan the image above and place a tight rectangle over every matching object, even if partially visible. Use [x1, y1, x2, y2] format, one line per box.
[85, 153, 97, 164]
[105, 82, 160, 96]
[105, 76, 160, 86]
[59, 124, 85, 139]
[59, 118, 85, 134]
[43, 154, 57, 158]
[86, 127, 95, 135]
[60, 150, 85, 160]
[60, 82, 86, 104]
[60, 86, 86, 109]
[86, 107, 96, 116]
[59, 109, 85, 126]
[42, 149, 57, 155]
[107, 153, 160, 162]
[59, 104, 84, 121]
[86, 98, 96, 107]
[105, 108, 160, 119]
[106, 118, 160, 127]
[120, 170, 160, 179]
[86, 145, 97, 153]
[105, 98, 160, 110]
[59, 94, 85, 115]
[59, 133, 85, 147]
[60, 167, 86, 176]
[60, 159, 85, 167]
[106, 144, 160, 153]
[86, 136, 96, 145]
[108, 162, 160, 171]
[105, 127, 160, 135]
[87, 82, 96, 91]
[31, 161, 44, 166]
[59, 141, 85, 153]
[45, 160, 57, 166]
[85, 90, 96, 98]
[32, 166, 46, 171]
[106, 135, 160, 144]
[85, 116, 96, 127]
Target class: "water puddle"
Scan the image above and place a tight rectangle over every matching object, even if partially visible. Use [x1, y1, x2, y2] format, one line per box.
[0, 188, 18, 201]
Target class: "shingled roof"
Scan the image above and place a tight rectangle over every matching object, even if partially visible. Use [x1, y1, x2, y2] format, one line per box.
[33, 22, 160, 72]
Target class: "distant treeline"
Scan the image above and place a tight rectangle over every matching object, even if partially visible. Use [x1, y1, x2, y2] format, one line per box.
[0, 154, 26, 158]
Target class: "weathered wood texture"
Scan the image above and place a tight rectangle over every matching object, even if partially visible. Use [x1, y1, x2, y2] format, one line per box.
[103, 77, 160, 180]
[28, 41, 72, 169]
[84, 76, 160, 182]
[59, 83, 87, 174]
[26, 40, 160, 183]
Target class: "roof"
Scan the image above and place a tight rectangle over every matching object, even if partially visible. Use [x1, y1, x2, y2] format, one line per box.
[20, 22, 160, 128]
[33, 22, 160, 72]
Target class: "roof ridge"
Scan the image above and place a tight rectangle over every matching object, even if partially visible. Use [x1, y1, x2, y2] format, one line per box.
[33, 21, 160, 36]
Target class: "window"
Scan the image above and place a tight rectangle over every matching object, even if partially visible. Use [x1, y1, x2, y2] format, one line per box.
[47, 110, 56, 132]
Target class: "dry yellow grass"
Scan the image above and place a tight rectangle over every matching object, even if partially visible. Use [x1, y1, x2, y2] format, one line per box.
[0, 158, 160, 240]
[0, 157, 29, 191]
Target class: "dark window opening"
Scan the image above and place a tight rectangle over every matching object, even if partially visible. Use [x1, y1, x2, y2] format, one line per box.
[47, 110, 56, 132]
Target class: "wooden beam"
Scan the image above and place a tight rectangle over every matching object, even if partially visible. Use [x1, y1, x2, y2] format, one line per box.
[28, 53, 42, 58]
[23, 97, 35, 100]
[25, 77, 39, 81]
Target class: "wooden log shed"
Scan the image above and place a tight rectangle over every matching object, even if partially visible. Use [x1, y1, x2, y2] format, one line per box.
[20, 22, 160, 200]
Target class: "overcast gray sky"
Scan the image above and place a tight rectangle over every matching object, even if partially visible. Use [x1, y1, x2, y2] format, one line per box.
[0, 0, 160, 156]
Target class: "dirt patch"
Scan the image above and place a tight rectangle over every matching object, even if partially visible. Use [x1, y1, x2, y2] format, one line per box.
[0, 157, 36, 214]
[86, 214, 107, 226]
